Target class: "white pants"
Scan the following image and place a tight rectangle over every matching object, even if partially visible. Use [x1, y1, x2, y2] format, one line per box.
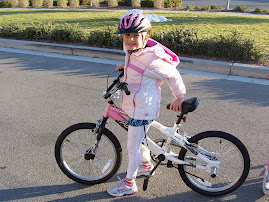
[126, 123, 152, 179]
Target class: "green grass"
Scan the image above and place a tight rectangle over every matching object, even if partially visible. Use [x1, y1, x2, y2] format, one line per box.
[0, 9, 268, 53]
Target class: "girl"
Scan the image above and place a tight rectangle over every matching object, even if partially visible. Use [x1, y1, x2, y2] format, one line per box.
[107, 13, 186, 197]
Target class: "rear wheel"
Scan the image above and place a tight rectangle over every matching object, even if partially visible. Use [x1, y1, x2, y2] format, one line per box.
[178, 131, 250, 196]
[55, 123, 122, 185]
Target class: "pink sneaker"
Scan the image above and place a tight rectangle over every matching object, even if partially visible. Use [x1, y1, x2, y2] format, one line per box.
[107, 178, 138, 197]
[136, 164, 155, 177]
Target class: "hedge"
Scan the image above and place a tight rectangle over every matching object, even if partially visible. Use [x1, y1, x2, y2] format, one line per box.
[0, 22, 266, 62]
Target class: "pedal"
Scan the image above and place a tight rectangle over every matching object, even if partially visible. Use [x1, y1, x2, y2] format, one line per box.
[143, 154, 165, 191]
[167, 160, 174, 168]
[143, 177, 149, 191]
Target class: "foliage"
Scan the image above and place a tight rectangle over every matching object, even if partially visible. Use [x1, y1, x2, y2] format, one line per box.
[164, 0, 182, 8]
[186, 5, 194, 10]
[87, 26, 122, 48]
[201, 5, 211, 11]
[141, 0, 153, 7]
[253, 7, 269, 14]
[197, 31, 266, 62]
[10, 0, 18, 7]
[44, 0, 53, 8]
[32, 0, 43, 8]
[233, 5, 250, 13]
[0, 22, 266, 62]
[18, 0, 29, 7]
[80, 0, 90, 5]
[70, 0, 80, 7]
[0, 1, 12, 7]
[89, 0, 99, 7]
[57, 0, 67, 7]
[107, 0, 118, 7]
[154, 0, 163, 9]
[152, 27, 199, 54]
[132, 0, 141, 8]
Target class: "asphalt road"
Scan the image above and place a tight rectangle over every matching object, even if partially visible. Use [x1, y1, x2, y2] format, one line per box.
[0, 49, 269, 201]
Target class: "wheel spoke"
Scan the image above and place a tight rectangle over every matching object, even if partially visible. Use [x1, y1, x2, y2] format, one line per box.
[179, 131, 250, 196]
[55, 123, 121, 185]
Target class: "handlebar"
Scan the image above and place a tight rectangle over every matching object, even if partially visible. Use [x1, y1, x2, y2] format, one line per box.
[103, 70, 130, 99]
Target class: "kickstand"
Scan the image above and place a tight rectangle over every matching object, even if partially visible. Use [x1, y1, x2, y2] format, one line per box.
[143, 154, 165, 191]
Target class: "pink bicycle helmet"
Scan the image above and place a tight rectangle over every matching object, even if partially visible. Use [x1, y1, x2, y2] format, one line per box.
[116, 13, 151, 34]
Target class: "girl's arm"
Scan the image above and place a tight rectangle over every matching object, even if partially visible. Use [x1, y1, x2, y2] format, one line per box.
[147, 59, 186, 112]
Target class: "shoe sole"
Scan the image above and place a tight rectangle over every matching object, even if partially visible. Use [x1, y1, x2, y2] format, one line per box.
[107, 189, 138, 197]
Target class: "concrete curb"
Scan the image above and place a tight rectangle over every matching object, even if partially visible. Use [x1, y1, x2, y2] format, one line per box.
[1, 38, 268, 80]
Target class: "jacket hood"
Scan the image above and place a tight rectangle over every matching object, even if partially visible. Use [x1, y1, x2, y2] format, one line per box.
[123, 38, 179, 67]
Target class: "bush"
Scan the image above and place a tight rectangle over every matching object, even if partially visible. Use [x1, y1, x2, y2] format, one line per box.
[50, 23, 88, 42]
[89, 0, 99, 7]
[141, 0, 153, 7]
[18, 0, 29, 7]
[80, 0, 90, 5]
[132, 0, 141, 7]
[154, 0, 163, 9]
[0, 1, 12, 7]
[57, 0, 67, 7]
[164, 0, 182, 8]
[44, 0, 53, 7]
[10, 0, 18, 7]
[186, 5, 194, 10]
[70, 0, 79, 7]
[87, 26, 122, 48]
[201, 5, 211, 11]
[253, 7, 269, 14]
[32, 0, 43, 7]
[0, 23, 266, 63]
[233, 5, 250, 13]
[210, 5, 218, 10]
[107, 0, 118, 7]
[118, 0, 132, 6]
[152, 27, 199, 54]
[198, 31, 265, 62]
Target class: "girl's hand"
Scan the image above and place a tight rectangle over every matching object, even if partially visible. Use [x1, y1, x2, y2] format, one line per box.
[170, 97, 184, 112]
[115, 64, 124, 72]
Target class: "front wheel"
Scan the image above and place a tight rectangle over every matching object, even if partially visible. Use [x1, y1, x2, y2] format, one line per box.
[178, 131, 250, 196]
[55, 123, 122, 185]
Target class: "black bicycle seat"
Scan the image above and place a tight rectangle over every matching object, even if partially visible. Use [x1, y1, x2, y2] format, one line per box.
[167, 97, 199, 114]
[181, 97, 199, 114]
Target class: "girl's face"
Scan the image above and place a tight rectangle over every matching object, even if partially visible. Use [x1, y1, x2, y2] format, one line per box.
[122, 32, 149, 51]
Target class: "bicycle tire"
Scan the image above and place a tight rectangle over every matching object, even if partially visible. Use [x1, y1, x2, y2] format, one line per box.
[263, 165, 269, 195]
[178, 131, 250, 196]
[55, 123, 122, 185]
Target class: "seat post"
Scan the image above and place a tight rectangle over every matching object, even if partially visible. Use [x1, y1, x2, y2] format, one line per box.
[176, 113, 185, 124]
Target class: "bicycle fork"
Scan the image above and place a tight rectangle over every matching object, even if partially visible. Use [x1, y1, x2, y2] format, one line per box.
[86, 117, 109, 160]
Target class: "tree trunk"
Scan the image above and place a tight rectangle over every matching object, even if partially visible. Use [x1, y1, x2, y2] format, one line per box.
[226, 0, 230, 10]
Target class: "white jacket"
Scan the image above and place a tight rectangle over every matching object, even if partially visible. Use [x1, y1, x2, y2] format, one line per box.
[121, 38, 186, 120]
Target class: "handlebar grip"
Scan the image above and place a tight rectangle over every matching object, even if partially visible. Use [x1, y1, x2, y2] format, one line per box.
[121, 82, 130, 95]
[118, 69, 124, 78]
[167, 104, 171, 110]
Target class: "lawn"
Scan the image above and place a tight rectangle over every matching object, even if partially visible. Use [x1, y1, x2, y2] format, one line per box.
[0, 9, 268, 53]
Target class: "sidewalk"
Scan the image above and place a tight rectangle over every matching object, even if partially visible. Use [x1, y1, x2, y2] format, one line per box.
[0, 38, 269, 80]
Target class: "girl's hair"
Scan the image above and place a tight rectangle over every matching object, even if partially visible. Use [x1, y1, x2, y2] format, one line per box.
[117, 13, 151, 34]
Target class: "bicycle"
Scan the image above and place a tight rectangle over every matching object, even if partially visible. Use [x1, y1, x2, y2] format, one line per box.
[263, 159, 269, 195]
[55, 70, 250, 197]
